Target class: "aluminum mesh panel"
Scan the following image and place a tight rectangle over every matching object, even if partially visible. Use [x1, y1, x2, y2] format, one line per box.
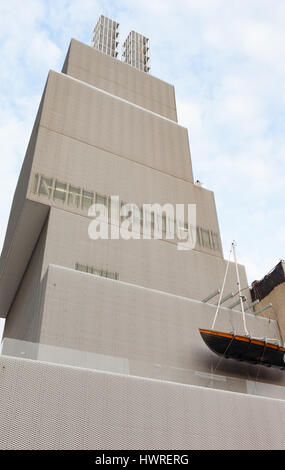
[0, 356, 285, 450]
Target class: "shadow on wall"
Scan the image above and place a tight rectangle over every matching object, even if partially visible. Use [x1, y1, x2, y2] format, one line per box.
[195, 345, 285, 386]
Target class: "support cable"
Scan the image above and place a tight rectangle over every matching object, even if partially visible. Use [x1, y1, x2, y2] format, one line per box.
[211, 245, 233, 330]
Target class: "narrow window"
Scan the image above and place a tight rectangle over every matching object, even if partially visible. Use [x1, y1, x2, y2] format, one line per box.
[54, 181, 67, 202]
[196, 227, 201, 246]
[201, 229, 211, 249]
[162, 214, 167, 233]
[96, 193, 107, 207]
[93, 268, 102, 276]
[108, 272, 116, 280]
[211, 232, 220, 251]
[82, 190, 94, 210]
[38, 176, 53, 198]
[75, 263, 119, 281]
[68, 186, 81, 207]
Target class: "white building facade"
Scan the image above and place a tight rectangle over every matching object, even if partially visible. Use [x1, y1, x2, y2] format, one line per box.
[0, 28, 285, 449]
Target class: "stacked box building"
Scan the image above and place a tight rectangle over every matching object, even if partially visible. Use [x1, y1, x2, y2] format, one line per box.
[0, 25, 285, 449]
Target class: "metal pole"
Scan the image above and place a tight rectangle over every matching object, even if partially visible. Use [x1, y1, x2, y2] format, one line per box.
[232, 241, 249, 336]
[202, 289, 221, 303]
[254, 303, 273, 316]
[244, 299, 260, 312]
[216, 292, 234, 306]
[228, 296, 246, 310]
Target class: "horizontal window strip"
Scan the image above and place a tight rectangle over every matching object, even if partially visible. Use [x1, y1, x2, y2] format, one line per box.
[75, 263, 119, 280]
[33, 173, 221, 252]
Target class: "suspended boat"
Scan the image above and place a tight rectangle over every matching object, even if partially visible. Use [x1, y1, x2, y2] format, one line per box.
[199, 328, 285, 369]
[199, 242, 285, 370]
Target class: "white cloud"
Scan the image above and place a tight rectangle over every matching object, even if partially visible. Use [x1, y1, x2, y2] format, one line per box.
[240, 20, 285, 73]
[177, 100, 203, 134]
[26, 31, 61, 71]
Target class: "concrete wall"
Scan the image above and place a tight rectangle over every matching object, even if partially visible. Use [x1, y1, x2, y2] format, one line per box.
[3, 261, 281, 390]
[1, 39, 281, 451]
[41, 208, 245, 302]
[62, 39, 178, 122]
[41, 71, 192, 182]
[0, 65, 195, 318]
[2, 203, 253, 385]
[3, 221, 48, 344]
[0, 41, 251, 384]
[1, 355, 285, 450]
[0, 200, 49, 319]
[29, 126, 211, 220]
[28, 126, 221, 258]
[0, 91, 48, 319]
[36, 264, 284, 387]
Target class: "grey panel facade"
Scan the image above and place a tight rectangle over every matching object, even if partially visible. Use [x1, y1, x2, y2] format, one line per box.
[0, 37, 283, 450]
[3, 221, 48, 345]
[63, 39, 177, 121]
[3, 263, 281, 389]
[0, 355, 285, 450]
[41, 71, 192, 182]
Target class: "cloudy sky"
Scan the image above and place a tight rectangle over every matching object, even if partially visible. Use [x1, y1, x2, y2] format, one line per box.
[0, 0, 284, 340]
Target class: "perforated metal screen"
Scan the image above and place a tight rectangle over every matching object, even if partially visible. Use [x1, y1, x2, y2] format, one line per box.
[0, 356, 285, 450]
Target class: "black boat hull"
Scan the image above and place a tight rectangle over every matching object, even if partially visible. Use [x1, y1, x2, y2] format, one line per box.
[199, 329, 285, 369]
